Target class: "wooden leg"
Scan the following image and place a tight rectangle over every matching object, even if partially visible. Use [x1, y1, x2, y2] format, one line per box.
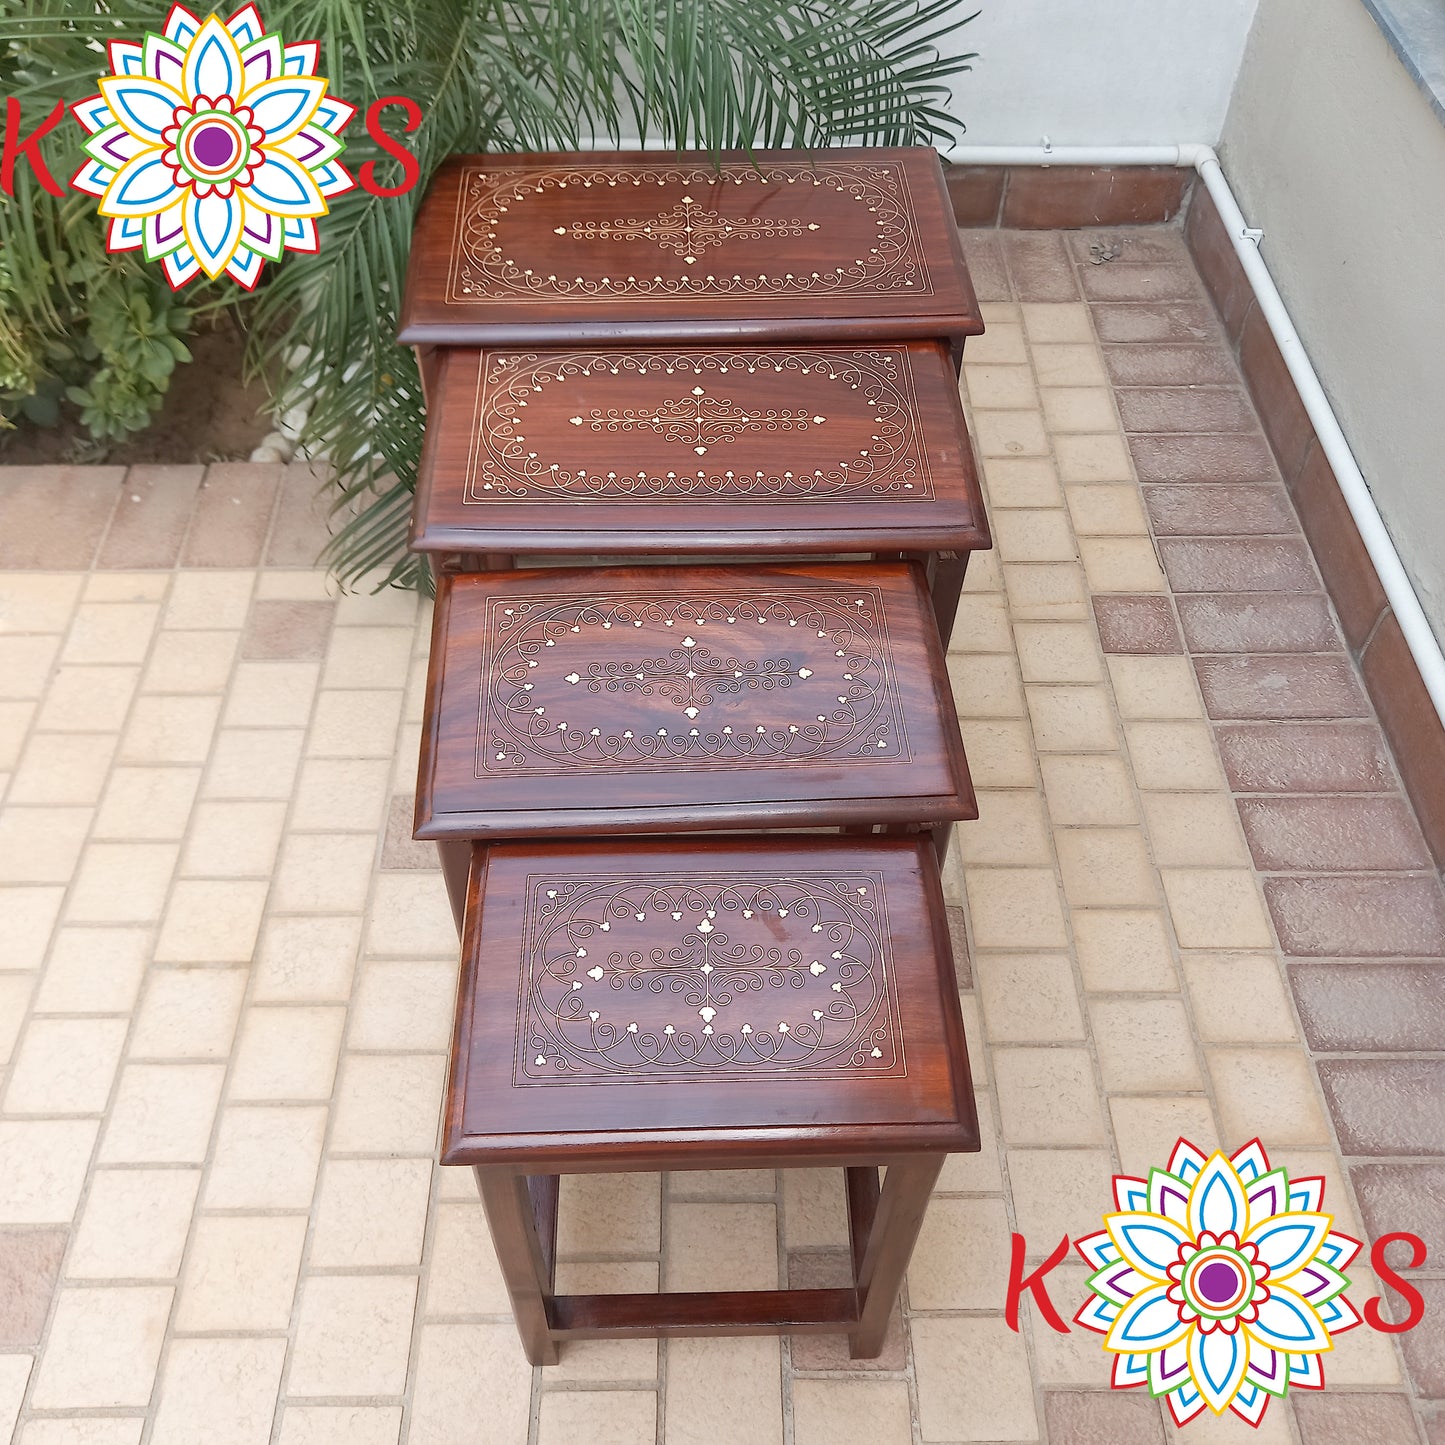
[930, 550, 968, 645]
[930, 822, 954, 870]
[475, 1168, 559, 1365]
[849, 1155, 944, 1359]
[437, 840, 471, 939]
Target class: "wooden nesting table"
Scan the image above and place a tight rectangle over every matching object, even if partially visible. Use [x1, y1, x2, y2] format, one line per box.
[403, 144, 988, 1365]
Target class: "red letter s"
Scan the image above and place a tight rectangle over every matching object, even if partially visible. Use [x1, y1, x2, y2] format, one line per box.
[1367, 1232, 1427, 1333]
[360, 95, 422, 197]
[2, 98, 67, 197]
[1006, 1234, 1072, 1333]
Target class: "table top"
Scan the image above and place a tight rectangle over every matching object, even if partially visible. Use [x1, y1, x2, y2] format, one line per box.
[416, 561, 974, 840]
[442, 835, 978, 1167]
[412, 341, 989, 556]
[399, 148, 981, 349]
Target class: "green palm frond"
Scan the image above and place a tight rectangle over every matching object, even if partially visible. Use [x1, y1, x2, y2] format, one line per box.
[0, 0, 976, 588]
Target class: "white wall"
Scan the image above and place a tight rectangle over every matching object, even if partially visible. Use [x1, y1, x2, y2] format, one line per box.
[1221, 0, 1445, 637]
[941, 1, 1259, 145]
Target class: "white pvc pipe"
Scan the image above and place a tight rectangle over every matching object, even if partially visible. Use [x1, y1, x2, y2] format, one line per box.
[940, 140, 1445, 723]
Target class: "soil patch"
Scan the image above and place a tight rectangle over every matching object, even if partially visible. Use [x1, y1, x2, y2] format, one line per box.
[0, 319, 273, 466]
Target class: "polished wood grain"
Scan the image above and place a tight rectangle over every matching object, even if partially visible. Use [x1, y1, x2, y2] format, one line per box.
[411, 341, 989, 558]
[399, 149, 982, 355]
[416, 561, 974, 843]
[444, 835, 978, 1363]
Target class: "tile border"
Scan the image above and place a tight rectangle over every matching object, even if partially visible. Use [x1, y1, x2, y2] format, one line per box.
[1183, 184, 1445, 871]
[945, 163, 1192, 228]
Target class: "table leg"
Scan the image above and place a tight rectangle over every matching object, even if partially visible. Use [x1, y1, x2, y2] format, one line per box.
[930, 550, 968, 646]
[437, 840, 470, 939]
[474, 1168, 559, 1365]
[849, 1155, 944, 1358]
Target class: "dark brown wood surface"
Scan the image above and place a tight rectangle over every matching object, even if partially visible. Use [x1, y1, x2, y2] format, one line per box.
[399, 149, 982, 351]
[411, 342, 989, 557]
[443, 834, 977, 1168]
[416, 561, 974, 840]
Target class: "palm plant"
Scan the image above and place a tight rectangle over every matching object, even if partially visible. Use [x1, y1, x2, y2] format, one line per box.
[0, 0, 976, 589]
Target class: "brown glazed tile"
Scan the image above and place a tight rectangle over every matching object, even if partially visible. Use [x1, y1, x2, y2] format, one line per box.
[945, 904, 972, 989]
[1042, 1391, 1166, 1444]
[0, 1227, 67, 1346]
[1158, 537, 1319, 593]
[1114, 387, 1256, 434]
[382, 793, 436, 871]
[1293, 442, 1388, 651]
[1176, 595, 1341, 654]
[242, 599, 336, 661]
[1002, 167, 1187, 228]
[1265, 876, 1445, 958]
[1102, 344, 1237, 387]
[1239, 796, 1431, 872]
[1318, 1060, 1445, 1157]
[1090, 302, 1221, 344]
[1128, 433, 1278, 484]
[182, 462, 282, 567]
[0, 465, 124, 569]
[1294, 1394, 1423, 1445]
[1000, 232, 1079, 302]
[1400, 1284, 1445, 1398]
[1239, 304, 1316, 484]
[266, 461, 335, 568]
[1352, 1163, 1445, 1256]
[1078, 262, 1204, 303]
[1362, 611, 1445, 870]
[787, 1250, 905, 1370]
[1092, 596, 1182, 655]
[97, 465, 204, 569]
[958, 230, 1010, 303]
[1183, 186, 1256, 345]
[1215, 722, 1396, 793]
[944, 165, 1004, 226]
[1293, 963, 1445, 1052]
[1142, 483, 1296, 536]
[1195, 655, 1368, 720]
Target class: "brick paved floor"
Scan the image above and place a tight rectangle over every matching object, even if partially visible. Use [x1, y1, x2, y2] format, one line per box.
[0, 225, 1440, 1443]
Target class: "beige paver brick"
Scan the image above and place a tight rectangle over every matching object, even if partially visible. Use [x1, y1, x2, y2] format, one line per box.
[1072, 908, 1179, 991]
[67, 842, 177, 923]
[994, 1047, 1107, 1146]
[0, 977, 32, 1065]
[667, 1202, 777, 1291]
[958, 720, 1038, 787]
[964, 868, 1069, 949]
[781, 1168, 849, 1249]
[947, 653, 1026, 719]
[181, 799, 287, 876]
[1142, 791, 1251, 866]
[1006, 1148, 1117, 1253]
[1003, 560, 1090, 621]
[9, 732, 118, 806]
[0, 884, 63, 969]
[163, 573, 254, 630]
[424, 1198, 510, 1316]
[155, 879, 269, 962]
[982, 456, 1064, 508]
[1110, 1096, 1220, 1177]
[1056, 827, 1157, 906]
[954, 790, 1054, 869]
[912, 1315, 1038, 1441]
[1110, 656, 1205, 720]
[909, 1195, 1013, 1310]
[1126, 720, 1227, 791]
[310, 1158, 432, 1268]
[0, 808, 92, 885]
[1054, 432, 1133, 482]
[68, 1168, 200, 1279]
[348, 960, 455, 1051]
[994, 508, 1077, 563]
[30, 1285, 171, 1407]
[936, 1091, 1003, 1192]
[36, 665, 138, 733]
[665, 1337, 783, 1445]
[791, 1379, 914, 1445]
[409, 1322, 531, 1445]
[229, 1006, 346, 1102]
[288, 1275, 417, 1397]
[175, 1215, 306, 1332]
[120, 695, 220, 765]
[329, 1053, 446, 1155]
[1026, 685, 1118, 751]
[203, 728, 304, 799]
[93, 766, 200, 840]
[0, 636, 62, 700]
[204, 1105, 327, 1210]
[276, 1406, 403, 1445]
[1079, 535, 1168, 592]
[1090, 997, 1206, 1092]
[1161, 868, 1273, 949]
[63, 603, 159, 666]
[19, 1422, 144, 1445]
[322, 627, 414, 689]
[306, 690, 404, 758]
[0, 574, 83, 631]
[364, 873, 456, 957]
[1182, 954, 1298, 1042]
[556, 1172, 662, 1257]
[0, 1355, 28, 1442]
[537, 1388, 657, 1445]
[223, 661, 319, 728]
[290, 757, 392, 833]
[142, 629, 239, 695]
[131, 969, 246, 1061]
[0, 1119, 99, 1223]
[976, 953, 1085, 1041]
[271, 833, 377, 913]
[1040, 753, 1139, 825]
[151, 1337, 285, 1445]
[5, 1017, 128, 1114]
[1206, 1047, 1332, 1149]
[99, 1064, 224, 1164]
[948, 593, 1013, 653]
[1014, 620, 1105, 683]
[1066, 482, 1150, 535]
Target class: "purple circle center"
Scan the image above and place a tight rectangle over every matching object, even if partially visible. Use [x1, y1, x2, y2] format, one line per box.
[1197, 1259, 1242, 1305]
[192, 123, 236, 168]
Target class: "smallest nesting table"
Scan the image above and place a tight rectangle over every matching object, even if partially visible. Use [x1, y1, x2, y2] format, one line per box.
[443, 835, 979, 1363]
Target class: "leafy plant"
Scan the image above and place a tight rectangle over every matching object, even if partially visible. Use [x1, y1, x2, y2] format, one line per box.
[0, 0, 976, 588]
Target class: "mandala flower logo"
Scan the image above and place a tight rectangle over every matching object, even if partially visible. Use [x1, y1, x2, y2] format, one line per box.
[1074, 1138, 1362, 1428]
[71, 3, 356, 290]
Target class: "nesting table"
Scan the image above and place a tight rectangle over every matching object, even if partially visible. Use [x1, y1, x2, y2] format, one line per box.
[401, 145, 989, 1364]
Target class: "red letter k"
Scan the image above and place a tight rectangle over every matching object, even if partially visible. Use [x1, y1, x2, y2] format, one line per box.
[2, 98, 68, 197]
[1005, 1233, 1072, 1332]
